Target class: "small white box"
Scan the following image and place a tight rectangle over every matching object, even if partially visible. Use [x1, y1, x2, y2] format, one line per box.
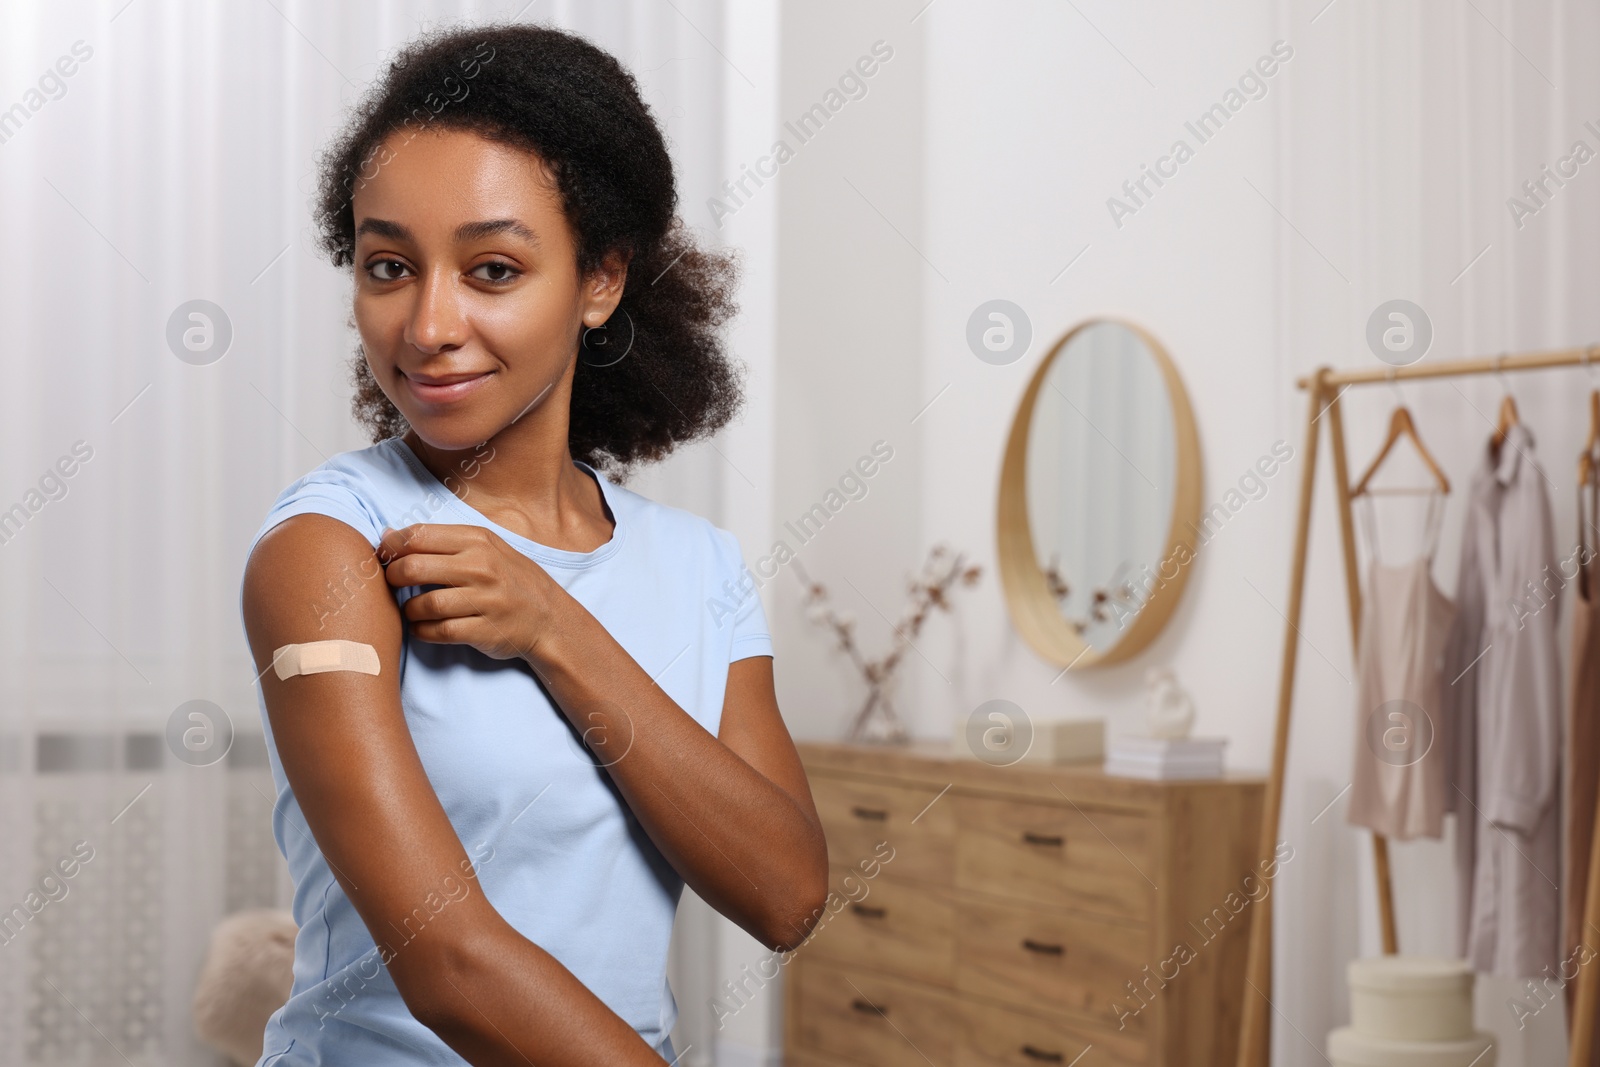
[1327, 1027, 1494, 1067]
[1347, 956, 1475, 1043]
[951, 717, 1105, 764]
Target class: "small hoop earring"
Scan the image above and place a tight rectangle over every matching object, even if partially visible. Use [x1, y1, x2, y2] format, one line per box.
[579, 309, 635, 368]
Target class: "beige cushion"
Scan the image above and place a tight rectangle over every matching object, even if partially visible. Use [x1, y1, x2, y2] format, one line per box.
[192, 908, 297, 1067]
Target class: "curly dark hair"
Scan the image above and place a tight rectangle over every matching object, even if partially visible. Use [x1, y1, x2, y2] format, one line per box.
[309, 21, 743, 482]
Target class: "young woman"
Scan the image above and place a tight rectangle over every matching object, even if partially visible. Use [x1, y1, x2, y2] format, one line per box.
[239, 23, 828, 1066]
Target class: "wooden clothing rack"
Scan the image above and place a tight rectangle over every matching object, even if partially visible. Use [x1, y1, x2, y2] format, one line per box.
[1236, 344, 1600, 1067]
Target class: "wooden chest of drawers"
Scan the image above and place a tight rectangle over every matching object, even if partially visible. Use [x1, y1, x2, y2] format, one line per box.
[783, 741, 1266, 1067]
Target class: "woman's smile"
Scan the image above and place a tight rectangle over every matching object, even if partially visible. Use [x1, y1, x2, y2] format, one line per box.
[401, 367, 496, 406]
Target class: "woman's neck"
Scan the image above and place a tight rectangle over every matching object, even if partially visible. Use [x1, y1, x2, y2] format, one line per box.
[402, 394, 613, 552]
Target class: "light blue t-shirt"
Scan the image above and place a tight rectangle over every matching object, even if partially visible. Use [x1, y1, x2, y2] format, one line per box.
[239, 436, 771, 1065]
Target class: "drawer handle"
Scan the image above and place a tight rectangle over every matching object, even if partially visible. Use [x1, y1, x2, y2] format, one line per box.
[851, 904, 887, 919]
[1022, 938, 1065, 956]
[1022, 831, 1064, 847]
[1021, 1046, 1065, 1063]
[850, 998, 887, 1018]
[851, 806, 889, 821]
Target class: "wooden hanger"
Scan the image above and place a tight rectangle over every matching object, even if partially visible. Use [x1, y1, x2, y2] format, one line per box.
[1490, 353, 1520, 454]
[1492, 393, 1520, 450]
[1580, 390, 1600, 485]
[1351, 405, 1451, 497]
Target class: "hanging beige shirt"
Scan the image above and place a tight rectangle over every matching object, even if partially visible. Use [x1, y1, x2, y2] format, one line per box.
[1347, 495, 1457, 841]
[1443, 424, 1564, 979]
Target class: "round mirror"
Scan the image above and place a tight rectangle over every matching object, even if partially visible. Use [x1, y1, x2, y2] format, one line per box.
[997, 319, 1202, 668]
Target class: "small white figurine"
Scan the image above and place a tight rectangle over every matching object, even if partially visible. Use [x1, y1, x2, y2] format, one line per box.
[1144, 667, 1195, 740]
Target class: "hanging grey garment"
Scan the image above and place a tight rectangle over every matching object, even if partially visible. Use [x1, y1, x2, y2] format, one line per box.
[1347, 493, 1457, 841]
[1446, 424, 1565, 978]
[1441, 452, 1496, 954]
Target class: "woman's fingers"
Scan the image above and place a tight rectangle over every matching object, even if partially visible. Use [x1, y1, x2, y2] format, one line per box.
[375, 522, 548, 660]
[379, 522, 486, 562]
[401, 586, 485, 622]
[407, 608, 529, 660]
[381, 524, 500, 589]
[385, 551, 475, 590]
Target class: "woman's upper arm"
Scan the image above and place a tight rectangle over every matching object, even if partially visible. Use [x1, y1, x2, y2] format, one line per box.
[716, 655, 821, 830]
[240, 513, 501, 1025]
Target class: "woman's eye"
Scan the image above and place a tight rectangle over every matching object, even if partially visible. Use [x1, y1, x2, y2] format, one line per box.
[366, 259, 410, 282]
[471, 261, 520, 284]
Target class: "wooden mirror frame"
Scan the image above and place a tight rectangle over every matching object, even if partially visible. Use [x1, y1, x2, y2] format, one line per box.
[996, 318, 1203, 668]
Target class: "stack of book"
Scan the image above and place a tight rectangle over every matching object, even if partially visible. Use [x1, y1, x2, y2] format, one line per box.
[1103, 736, 1227, 780]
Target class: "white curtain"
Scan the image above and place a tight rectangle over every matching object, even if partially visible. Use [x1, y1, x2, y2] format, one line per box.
[1276, 2, 1600, 1065]
[0, 2, 756, 1064]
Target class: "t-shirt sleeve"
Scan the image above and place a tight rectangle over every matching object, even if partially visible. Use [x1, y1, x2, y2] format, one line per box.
[715, 528, 773, 663]
[247, 467, 386, 560]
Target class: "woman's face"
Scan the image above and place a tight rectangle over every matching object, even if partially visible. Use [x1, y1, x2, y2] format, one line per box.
[349, 127, 624, 451]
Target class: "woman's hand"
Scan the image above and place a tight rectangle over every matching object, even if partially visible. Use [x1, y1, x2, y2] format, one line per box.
[379, 523, 563, 662]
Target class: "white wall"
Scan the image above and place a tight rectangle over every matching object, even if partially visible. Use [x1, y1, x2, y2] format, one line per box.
[770, 1, 1600, 1065]
[769, 0, 928, 742]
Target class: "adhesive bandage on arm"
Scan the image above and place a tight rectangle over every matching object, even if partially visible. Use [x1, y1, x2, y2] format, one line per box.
[272, 640, 381, 680]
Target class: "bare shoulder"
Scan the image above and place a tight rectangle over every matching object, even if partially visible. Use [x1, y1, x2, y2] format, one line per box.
[242, 514, 398, 652]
